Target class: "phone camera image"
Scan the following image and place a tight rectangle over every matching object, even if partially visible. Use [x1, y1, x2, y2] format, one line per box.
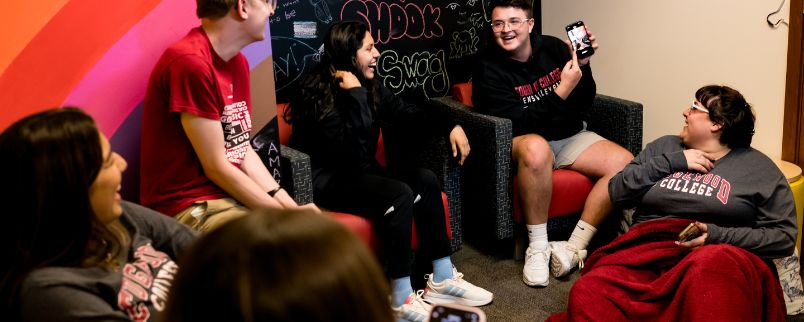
[565, 21, 594, 59]
[431, 306, 481, 322]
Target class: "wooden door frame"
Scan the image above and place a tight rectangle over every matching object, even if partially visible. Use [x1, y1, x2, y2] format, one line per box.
[783, 0, 804, 166]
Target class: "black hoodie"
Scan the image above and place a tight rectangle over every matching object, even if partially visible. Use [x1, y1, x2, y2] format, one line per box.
[472, 34, 596, 140]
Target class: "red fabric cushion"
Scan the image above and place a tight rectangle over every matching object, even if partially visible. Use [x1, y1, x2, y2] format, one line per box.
[451, 82, 474, 108]
[512, 169, 594, 223]
[276, 103, 292, 146]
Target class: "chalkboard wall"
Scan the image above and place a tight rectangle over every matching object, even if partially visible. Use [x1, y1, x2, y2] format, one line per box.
[269, 0, 541, 104]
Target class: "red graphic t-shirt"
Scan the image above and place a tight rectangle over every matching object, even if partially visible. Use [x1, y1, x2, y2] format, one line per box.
[140, 27, 252, 216]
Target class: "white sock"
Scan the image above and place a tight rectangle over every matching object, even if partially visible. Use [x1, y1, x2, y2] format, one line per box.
[526, 223, 548, 250]
[568, 220, 597, 250]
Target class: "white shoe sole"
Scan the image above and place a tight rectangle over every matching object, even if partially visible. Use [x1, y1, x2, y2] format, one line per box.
[522, 274, 549, 287]
[423, 292, 492, 307]
[549, 251, 574, 278]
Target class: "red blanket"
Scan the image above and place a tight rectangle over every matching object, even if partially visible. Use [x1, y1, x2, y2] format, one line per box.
[547, 218, 785, 322]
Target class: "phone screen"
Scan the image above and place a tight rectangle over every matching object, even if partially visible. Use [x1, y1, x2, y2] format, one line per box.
[430, 305, 481, 322]
[566, 21, 594, 58]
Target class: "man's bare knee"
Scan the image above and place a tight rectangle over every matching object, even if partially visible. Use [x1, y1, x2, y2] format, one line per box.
[513, 136, 552, 170]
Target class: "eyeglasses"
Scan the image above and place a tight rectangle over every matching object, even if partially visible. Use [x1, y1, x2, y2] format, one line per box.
[690, 100, 709, 114]
[491, 18, 532, 32]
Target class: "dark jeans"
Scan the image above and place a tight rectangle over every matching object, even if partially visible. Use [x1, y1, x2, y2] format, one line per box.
[314, 167, 452, 279]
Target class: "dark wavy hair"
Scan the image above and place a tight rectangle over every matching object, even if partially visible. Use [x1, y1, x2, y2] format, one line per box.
[284, 21, 382, 125]
[163, 207, 394, 322]
[695, 85, 755, 148]
[0, 108, 128, 317]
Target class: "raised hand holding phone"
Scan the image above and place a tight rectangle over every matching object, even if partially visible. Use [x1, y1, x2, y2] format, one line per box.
[554, 45, 582, 99]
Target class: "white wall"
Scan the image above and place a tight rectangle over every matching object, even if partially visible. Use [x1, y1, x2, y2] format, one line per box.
[541, 0, 790, 157]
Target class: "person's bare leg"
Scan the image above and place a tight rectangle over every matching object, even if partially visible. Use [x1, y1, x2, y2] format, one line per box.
[551, 140, 632, 277]
[512, 134, 555, 286]
[512, 134, 554, 226]
[568, 140, 633, 229]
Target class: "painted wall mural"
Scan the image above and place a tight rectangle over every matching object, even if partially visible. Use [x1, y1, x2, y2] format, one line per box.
[0, 0, 278, 201]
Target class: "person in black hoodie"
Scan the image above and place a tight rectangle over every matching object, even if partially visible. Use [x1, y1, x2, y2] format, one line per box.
[285, 21, 492, 322]
[472, 0, 633, 287]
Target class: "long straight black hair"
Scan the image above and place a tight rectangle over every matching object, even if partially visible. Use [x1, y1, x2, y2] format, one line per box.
[284, 21, 382, 125]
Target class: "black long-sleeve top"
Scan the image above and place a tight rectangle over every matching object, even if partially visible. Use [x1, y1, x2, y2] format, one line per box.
[472, 34, 596, 140]
[288, 83, 455, 179]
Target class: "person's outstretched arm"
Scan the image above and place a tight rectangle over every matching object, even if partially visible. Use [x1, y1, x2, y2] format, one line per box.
[181, 113, 284, 210]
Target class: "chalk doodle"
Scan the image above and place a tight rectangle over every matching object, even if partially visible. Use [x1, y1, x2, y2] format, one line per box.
[282, 0, 300, 8]
[272, 37, 320, 92]
[377, 49, 450, 99]
[449, 28, 478, 59]
[340, 0, 444, 44]
[310, 0, 333, 23]
[284, 9, 297, 20]
[446, 2, 460, 10]
[469, 12, 486, 29]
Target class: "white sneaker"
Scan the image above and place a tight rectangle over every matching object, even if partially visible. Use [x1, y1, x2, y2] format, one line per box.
[393, 290, 431, 322]
[423, 268, 493, 306]
[549, 241, 587, 278]
[523, 246, 551, 287]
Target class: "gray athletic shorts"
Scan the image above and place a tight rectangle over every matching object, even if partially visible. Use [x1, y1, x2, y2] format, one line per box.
[549, 124, 605, 169]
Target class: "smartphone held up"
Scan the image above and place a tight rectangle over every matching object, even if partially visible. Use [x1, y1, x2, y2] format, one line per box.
[565, 21, 594, 59]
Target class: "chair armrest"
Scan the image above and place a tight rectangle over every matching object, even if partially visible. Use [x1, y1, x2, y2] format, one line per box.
[586, 94, 644, 156]
[279, 145, 314, 205]
[430, 97, 515, 240]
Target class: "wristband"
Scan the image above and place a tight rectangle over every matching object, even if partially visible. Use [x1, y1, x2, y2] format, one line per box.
[268, 186, 283, 197]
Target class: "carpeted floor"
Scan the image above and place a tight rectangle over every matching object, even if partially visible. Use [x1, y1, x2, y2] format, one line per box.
[446, 242, 580, 321]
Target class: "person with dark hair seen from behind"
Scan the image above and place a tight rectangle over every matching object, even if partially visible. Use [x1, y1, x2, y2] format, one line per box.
[285, 21, 492, 322]
[140, 0, 318, 232]
[163, 207, 395, 322]
[0, 108, 197, 322]
[549, 85, 795, 321]
[472, 0, 634, 287]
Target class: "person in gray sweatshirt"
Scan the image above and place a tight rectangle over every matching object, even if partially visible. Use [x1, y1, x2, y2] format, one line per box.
[609, 84, 796, 259]
[0, 108, 196, 322]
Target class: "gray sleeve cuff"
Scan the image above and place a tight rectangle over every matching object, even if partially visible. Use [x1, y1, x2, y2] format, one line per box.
[705, 223, 723, 244]
[665, 150, 688, 172]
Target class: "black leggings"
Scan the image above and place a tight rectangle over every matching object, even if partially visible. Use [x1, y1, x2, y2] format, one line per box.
[314, 167, 452, 279]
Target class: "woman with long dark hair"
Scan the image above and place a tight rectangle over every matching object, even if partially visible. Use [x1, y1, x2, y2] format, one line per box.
[285, 21, 492, 321]
[0, 108, 196, 321]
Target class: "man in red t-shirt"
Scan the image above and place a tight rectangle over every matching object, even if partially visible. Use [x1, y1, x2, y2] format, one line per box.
[141, 0, 317, 231]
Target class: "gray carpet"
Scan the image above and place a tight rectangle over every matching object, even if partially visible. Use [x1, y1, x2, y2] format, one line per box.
[448, 243, 579, 321]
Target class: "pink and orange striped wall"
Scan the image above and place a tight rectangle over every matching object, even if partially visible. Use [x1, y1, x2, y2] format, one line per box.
[0, 0, 278, 201]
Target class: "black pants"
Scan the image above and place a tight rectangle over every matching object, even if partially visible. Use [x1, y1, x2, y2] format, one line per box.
[314, 167, 452, 279]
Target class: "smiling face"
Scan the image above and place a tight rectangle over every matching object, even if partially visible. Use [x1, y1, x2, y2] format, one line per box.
[680, 99, 720, 148]
[491, 6, 534, 60]
[89, 132, 128, 224]
[355, 31, 380, 80]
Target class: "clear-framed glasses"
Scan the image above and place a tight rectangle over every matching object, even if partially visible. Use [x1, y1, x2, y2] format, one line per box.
[491, 17, 532, 32]
[690, 100, 709, 113]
